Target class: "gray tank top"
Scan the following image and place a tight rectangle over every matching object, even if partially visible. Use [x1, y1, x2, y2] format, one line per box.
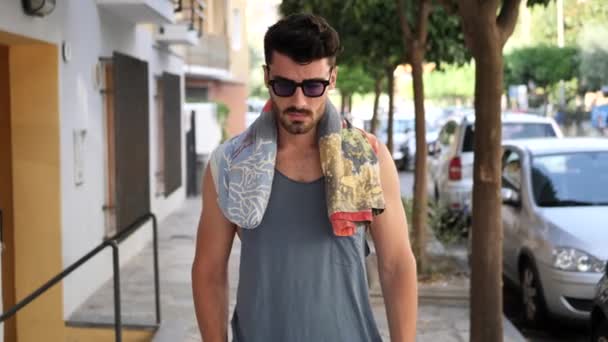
[231, 169, 382, 342]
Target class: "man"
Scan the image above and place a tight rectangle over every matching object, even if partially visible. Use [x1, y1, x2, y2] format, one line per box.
[192, 13, 417, 342]
[590, 86, 608, 136]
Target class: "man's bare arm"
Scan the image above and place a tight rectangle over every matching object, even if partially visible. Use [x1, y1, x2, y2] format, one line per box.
[370, 143, 418, 342]
[192, 166, 236, 342]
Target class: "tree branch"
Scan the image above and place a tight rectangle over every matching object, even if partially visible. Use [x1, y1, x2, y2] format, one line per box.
[396, 0, 413, 44]
[456, 0, 479, 56]
[416, 0, 432, 44]
[436, 0, 458, 15]
[497, 0, 522, 46]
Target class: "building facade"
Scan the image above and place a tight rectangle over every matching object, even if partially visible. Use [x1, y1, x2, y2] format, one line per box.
[0, 1, 247, 341]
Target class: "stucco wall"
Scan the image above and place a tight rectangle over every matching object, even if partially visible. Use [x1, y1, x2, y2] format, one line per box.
[0, 1, 187, 320]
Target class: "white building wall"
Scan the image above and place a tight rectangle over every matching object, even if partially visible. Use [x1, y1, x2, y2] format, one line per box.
[0, 1, 187, 318]
[185, 103, 222, 156]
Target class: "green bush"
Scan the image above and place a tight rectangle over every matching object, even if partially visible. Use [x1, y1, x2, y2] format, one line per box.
[428, 201, 470, 245]
[215, 102, 230, 143]
[401, 197, 469, 246]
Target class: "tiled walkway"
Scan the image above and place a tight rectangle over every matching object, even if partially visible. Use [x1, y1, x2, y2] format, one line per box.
[69, 198, 524, 342]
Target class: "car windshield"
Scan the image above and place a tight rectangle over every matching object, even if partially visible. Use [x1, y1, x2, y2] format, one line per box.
[462, 122, 557, 152]
[531, 151, 608, 207]
[380, 119, 415, 135]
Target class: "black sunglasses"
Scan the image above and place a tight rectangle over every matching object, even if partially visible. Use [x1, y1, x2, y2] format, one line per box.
[267, 68, 333, 98]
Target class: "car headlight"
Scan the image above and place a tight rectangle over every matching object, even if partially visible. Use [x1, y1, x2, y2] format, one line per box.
[552, 247, 605, 273]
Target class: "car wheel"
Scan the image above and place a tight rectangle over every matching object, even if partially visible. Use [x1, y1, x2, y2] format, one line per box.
[520, 260, 548, 327]
[592, 316, 608, 342]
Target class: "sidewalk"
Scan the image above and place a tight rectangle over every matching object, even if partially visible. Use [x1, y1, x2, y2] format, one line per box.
[367, 239, 525, 342]
[69, 198, 525, 341]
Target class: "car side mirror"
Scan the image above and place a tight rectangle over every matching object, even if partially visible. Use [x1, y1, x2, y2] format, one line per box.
[428, 142, 439, 156]
[501, 188, 521, 206]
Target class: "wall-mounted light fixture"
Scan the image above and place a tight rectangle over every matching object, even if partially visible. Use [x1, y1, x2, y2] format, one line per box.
[22, 0, 56, 17]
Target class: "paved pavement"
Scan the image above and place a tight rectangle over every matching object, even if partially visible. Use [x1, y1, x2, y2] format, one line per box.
[399, 170, 414, 199]
[68, 188, 526, 341]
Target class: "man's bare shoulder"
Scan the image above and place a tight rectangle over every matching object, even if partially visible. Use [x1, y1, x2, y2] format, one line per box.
[373, 141, 398, 176]
[200, 165, 235, 230]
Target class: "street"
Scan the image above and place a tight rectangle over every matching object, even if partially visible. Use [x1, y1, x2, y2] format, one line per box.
[503, 280, 589, 342]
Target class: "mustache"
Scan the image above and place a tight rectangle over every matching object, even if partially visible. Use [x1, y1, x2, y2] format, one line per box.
[283, 107, 313, 116]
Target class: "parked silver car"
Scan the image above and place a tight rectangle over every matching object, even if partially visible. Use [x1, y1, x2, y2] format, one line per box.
[373, 111, 415, 168]
[591, 264, 608, 341]
[499, 138, 608, 325]
[428, 112, 562, 214]
[397, 127, 440, 171]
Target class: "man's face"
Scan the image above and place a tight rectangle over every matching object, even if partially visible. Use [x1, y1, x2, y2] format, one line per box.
[264, 52, 337, 135]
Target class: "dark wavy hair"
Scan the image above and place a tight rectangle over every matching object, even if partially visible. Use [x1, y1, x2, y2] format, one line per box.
[264, 13, 341, 66]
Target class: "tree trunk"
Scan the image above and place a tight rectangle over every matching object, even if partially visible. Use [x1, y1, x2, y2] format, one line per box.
[370, 75, 383, 135]
[469, 34, 504, 342]
[386, 66, 395, 153]
[410, 46, 428, 272]
[348, 94, 353, 115]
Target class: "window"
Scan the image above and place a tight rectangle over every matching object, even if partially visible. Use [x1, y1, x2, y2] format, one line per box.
[531, 152, 608, 206]
[101, 60, 117, 237]
[155, 77, 165, 197]
[462, 122, 557, 152]
[439, 120, 458, 146]
[161, 72, 182, 197]
[379, 118, 414, 137]
[186, 86, 208, 103]
[502, 123, 557, 139]
[502, 150, 522, 191]
[101, 52, 151, 238]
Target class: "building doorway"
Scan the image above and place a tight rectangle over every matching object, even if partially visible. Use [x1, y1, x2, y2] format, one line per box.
[0, 31, 63, 342]
[0, 42, 15, 342]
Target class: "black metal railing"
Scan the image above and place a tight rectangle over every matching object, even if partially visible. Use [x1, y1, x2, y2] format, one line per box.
[0, 213, 161, 342]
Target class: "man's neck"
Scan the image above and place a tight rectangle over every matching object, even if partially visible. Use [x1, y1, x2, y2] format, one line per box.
[277, 124, 318, 151]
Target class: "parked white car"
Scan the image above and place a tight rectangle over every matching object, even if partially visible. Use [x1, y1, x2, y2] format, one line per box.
[428, 112, 563, 214]
[368, 111, 415, 168]
[500, 138, 608, 324]
[397, 126, 440, 171]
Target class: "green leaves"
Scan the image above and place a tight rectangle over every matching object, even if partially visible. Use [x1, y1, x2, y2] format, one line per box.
[336, 64, 376, 96]
[280, 0, 468, 71]
[422, 63, 475, 102]
[526, 0, 552, 6]
[504, 44, 579, 88]
[426, 5, 469, 67]
[579, 24, 608, 91]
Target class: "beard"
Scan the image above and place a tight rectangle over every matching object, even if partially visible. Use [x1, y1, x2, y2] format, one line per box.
[272, 101, 324, 135]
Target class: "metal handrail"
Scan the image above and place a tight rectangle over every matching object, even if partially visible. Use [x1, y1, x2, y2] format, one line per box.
[0, 213, 161, 342]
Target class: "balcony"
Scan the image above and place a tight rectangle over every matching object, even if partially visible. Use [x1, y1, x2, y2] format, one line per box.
[156, 24, 198, 45]
[155, 0, 205, 46]
[96, 0, 175, 25]
[184, 34, 230, 70]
